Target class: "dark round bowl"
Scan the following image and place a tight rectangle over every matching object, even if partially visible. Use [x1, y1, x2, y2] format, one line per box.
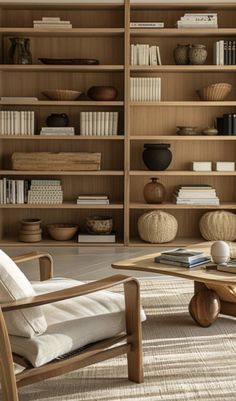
[143, 143, 172, 171]
[87, 86, 118, 101]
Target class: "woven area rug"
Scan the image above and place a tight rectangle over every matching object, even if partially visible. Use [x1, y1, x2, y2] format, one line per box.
[18, 278, 236, 401]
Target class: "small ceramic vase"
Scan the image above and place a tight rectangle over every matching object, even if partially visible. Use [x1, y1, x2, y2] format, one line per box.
[46, 113, 69, 127]
[143, 143, 172, 171]
[188, 44, 207, 65]
[173, 44, 190, 65]
[211, 240, 230, 264]
[202, 127, 218, 135]
[143, 177, 166, 204]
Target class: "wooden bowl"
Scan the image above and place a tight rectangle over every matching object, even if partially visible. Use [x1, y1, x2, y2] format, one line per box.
[87, 86, 118, 101]
[47, 224, 78, 241]
[20, 218, 41, 232]
[86, 216, 113, 234]
[197, 83, 232, 101]
[42, 89, 82, 101]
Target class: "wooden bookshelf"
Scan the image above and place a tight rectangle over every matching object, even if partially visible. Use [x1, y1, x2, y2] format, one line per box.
[1, 0, 236, 247]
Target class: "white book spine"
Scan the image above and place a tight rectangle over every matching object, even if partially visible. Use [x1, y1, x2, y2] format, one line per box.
[97, 112, 101, 136]
[80, 112, 85, 135]
[108, 112, 113, 135]
[104, 112, 109, 136]
[101, 112, 105, 135]
[88, 111, 93, 136]
[0, 111, 3, 135]
[113, 112, 118, 135]
[92, 112, 97, 136]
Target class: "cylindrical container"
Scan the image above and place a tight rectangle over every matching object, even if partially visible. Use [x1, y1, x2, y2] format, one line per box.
[143, 177, 166, 204]
[142, 143, 172, 171]
[188, 44, 207, 65]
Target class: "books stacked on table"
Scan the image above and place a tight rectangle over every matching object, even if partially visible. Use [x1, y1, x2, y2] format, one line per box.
[0, 111, 35, 135]
[174, 185, 220, 206]
[33, 17, 72, 29]
[214, 41, 236, 65]
[155, 248, 211, 268]
[177, 13, 218, 28]
[80, 112, 118, 136]
[40, 127, 75, 136]
[77, 195, 109, 205]
[27, 179, 63, 204]
[217, 260, 236, 274]
[130, 44, 161, 65]
[130, 77, 161, 101]
[130, 22, 164, 28]
[78, 233, 116, 243]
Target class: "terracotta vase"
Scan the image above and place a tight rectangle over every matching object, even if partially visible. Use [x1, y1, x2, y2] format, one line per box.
[143, 177, 166, 204]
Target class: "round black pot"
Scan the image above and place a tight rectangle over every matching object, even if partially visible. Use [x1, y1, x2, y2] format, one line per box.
[142, 143, 172, 171]
[46, 113, 69, 127]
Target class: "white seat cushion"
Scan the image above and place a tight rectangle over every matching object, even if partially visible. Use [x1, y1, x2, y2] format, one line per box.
[10, 277, 146, 368]
[0, 250, 47, 338]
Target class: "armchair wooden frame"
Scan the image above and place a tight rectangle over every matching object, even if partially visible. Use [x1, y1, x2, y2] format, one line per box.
[0, 252, 143, 401]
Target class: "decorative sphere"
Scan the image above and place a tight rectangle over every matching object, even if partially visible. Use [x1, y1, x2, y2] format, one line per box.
[211, 241, 230, 264]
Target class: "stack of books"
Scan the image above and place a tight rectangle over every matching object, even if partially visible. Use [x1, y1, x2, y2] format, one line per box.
[130, 77, 161, 101]
[40, 127, 75, 136]
[27, 180, 63, 204]
[214, 40, 236, 65]
[80, 112, 118, 136]
[217, 260, 236, 274]
[0, 178, 27, 204]
[130, 44, 161, 65]
[217, 113, 236, 135]
[0, 111, 35, 135]
[78, 233, 116, 243]
[155, 248, 211, 268]
[177, 13, 218, 28]
[77, 195, 109, 205]
[174, 185, 220, 206]
[130, 22, 164, 29]
[33, 17, 72, 29]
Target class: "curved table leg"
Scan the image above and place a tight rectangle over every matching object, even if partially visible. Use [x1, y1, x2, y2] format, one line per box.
[189, 283, 221, 327]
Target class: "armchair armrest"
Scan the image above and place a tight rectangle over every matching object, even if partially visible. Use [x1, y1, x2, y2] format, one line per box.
[12, 252, 53, 281]
[1, 274, 137, 311]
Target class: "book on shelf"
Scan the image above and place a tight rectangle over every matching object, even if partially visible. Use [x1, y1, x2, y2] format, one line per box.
[174, 185, 220, 205]
[217, 260, 236, 274]
[77, 195, 109, 200]
[130, 22, 164, 28]
[214, 40, 236, 65]
[130, 77, 161, 101]
[214, 161, 235, 172]
[33, 17, 72, 29]
[40, 127, 75, 136]
[0, 97, 38, 101]
[78, 233, 116, 243]
[130, 44, 161, 66]
[177, 13, 218, 28]
[192, 162, 212, 172]
[76, 194, 110, 205]
[0, 111, 35, 136]
[80, 111, 118, 136]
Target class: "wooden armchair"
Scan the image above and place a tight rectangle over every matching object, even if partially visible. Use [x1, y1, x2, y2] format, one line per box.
[0, 251, 144, 401]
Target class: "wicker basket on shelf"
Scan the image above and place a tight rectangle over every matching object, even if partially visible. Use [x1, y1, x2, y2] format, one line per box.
[196, 83, 232, 101]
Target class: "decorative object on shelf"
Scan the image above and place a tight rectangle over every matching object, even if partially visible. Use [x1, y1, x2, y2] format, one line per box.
[137, 210, 178, 243]
[143, 177, 165, 204]
[142, 143, 172, 171]
[188, 44, 207, 65]
[130, 44, 161, 66]
[19, 218, 42, 242]
[176, 126, 200, 135]
[40, 127, 75, 136]
[197, 83, 232, 101]
[174, 185, 219, 206]
[211, 240, 230, 264]
[199, 210, 236, 241]
[173, 44, 190, 65]
[27, 179, 63, 204]
[130, 77, 161, 101]
[214, 40, 236, 66]
[8, 37, 32, 64]
[39, 58, 99, 65]
[216, 113, 236, 135]
[202, 126, 218, 135]
[214, 161, 235, 171]
[87, 86, 118, 101]
[46, 113, 69, 127]
[86, 216, 113, 235]
[177, 13, 218, 29]
[47, 224, 78, 241]
[0, 110, 35, 136]
[80, 111, 118, 136]
[33, 17, 72, 29]
[192, 161, 212, 172]
[12, 152, 101, 171]
[42, 89, 82, 101]
[189, 290, 221, 328]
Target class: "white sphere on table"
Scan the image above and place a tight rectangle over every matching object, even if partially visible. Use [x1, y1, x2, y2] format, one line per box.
[210, 241, 230, 264]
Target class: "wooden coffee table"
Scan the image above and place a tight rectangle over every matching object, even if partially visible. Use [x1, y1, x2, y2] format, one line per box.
[112, 242, 236, 327]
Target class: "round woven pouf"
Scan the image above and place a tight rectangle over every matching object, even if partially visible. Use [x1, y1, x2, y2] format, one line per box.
[137, 210, 178, 243]
[199, 210, 236, 241]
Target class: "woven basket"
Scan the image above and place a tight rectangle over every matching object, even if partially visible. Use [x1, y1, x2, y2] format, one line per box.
[199, 210, 236, 241]
[42, 89, 82, 101]
[138, 211, 178, 244]
[197, 83, 232, 101]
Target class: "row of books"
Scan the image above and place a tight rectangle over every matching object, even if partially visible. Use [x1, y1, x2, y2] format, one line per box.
[214, 41, 236, 65]
[0, 111, 35, 136]
[80, 112, 119, 136]
[217, 113, 236, 135]
[177, 13, 218, 29]
[130, 44, 161, 66]
[33, 17, 72, 29]
[155, 248, 211, 268]
[174, 185, 220, 206]
[130, 77, 161, 102]
[40, 127, 75, 136]
[77, 194, 110, 205]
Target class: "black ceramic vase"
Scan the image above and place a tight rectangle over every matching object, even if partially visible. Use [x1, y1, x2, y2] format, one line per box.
[142, 143, 172, 171]
[46, 113, 69, 127]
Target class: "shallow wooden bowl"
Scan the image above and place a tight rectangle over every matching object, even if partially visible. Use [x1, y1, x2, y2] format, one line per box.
[47, 224, 78, 241]
[42, 89, 82, 101]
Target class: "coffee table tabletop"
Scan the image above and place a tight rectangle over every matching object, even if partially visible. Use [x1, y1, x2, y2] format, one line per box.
[112, 242, 236, 287]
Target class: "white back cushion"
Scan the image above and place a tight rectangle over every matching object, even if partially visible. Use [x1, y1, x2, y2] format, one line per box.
[0, 250, 47, 337]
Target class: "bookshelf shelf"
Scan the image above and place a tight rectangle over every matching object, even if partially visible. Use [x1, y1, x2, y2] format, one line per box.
[130, 102, 236, 107]
[0, 238, 124, 247]
[0, 135, 125, 140]
[0, 202, 124, 209]
[130, 28, 236, 37]
[130, 171, 236, 176]
[130, 65, 236, 73]
[130, 202, 236, 210]
[130, 136, 236, 141]
[0, 170, 124, 176]
[0, 28, 125, 37]
[0, 101, 124, 106]
[0, 65, 125, 72]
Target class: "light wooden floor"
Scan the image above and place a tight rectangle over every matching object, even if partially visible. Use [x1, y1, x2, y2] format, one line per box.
[3, 246, 170, 281]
